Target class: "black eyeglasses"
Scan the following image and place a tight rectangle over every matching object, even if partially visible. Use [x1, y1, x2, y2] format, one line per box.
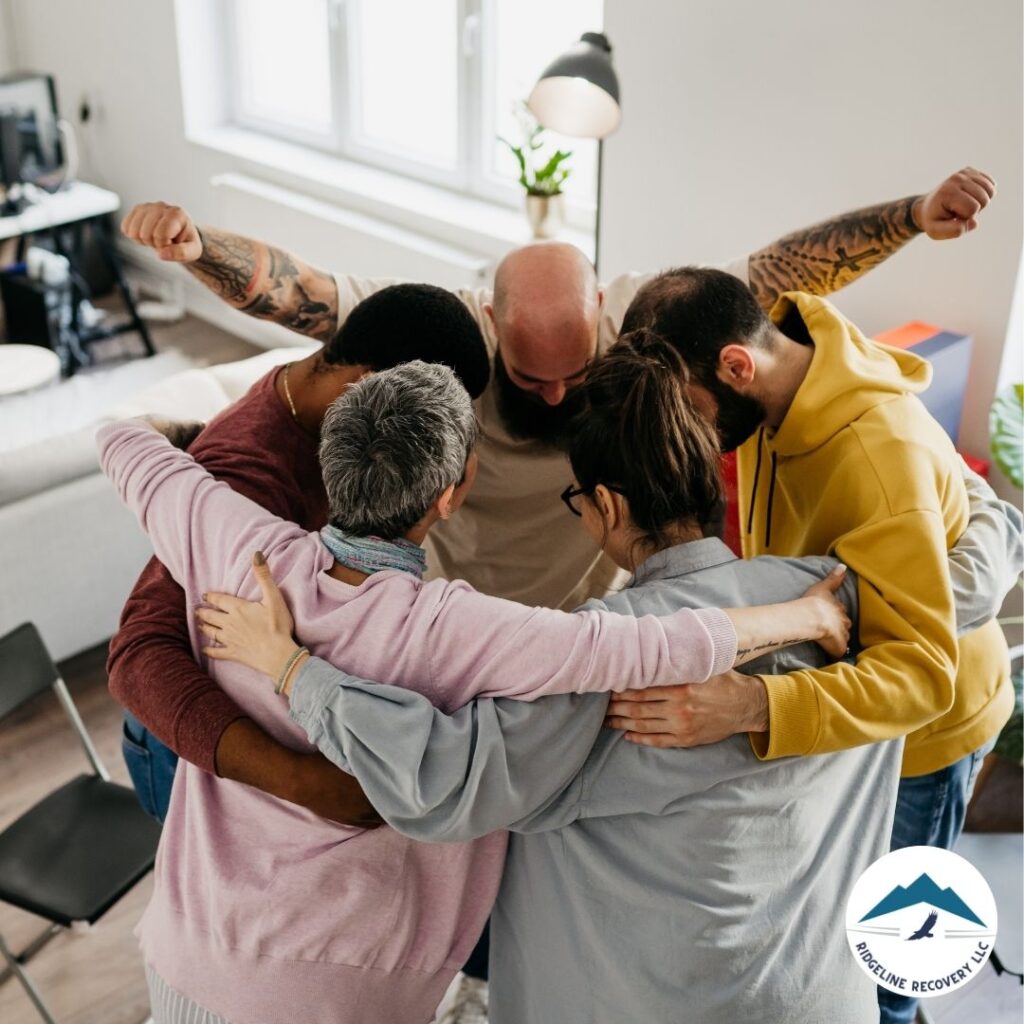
[560, 483, 628, 517]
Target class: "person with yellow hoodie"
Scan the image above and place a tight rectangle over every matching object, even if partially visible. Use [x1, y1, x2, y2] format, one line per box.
[612, 267, 1014, 1024]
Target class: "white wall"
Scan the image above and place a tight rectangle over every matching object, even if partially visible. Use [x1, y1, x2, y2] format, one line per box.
[6, 2, 216, 210]
[998, 255, 1024, 391]
[0, 2, 15, 75]
[602, 0, 1023, 482]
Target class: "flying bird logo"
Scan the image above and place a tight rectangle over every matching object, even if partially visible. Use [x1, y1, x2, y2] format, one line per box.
[906, 910, 939, 941]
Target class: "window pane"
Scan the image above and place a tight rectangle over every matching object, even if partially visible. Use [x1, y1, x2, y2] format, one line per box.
[350, 0, 458, 169]
[489, 0, 605, 206]
[234, 0, 333, 135]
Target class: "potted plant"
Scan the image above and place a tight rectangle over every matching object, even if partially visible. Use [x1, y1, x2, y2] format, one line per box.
[500, 103, 572, 240]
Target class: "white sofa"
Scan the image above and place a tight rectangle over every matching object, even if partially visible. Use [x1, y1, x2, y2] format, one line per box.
[0, 345, 316, 662]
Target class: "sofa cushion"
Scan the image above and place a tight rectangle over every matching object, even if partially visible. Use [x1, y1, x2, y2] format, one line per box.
[207, 345, 318, 403]
[0, 425, 100, 507]
[0, 351, 194, 455]
[0, 346, 311, 509]
[104, 367, 233, 423]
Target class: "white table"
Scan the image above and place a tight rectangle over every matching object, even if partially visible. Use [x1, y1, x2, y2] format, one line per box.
[0, 343, 61, 396]
[0, 181, 154, 372]
[0, 182, 120, 242]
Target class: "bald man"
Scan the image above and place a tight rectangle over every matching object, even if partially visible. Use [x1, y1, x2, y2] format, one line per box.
[123, 168, 995, 611]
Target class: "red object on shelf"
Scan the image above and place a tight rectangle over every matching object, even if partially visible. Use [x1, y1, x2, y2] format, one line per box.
[875, 321, 943, 349]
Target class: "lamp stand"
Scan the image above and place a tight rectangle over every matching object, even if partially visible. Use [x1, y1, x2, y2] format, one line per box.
[594, 138, 604, 277]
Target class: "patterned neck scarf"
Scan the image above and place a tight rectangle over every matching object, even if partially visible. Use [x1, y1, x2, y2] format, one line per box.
[319, 525, 427, 579]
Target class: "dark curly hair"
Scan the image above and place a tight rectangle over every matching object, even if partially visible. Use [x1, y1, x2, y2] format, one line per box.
[321, 283, 490, 399]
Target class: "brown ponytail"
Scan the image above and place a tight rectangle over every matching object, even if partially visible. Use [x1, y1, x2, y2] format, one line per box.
[567, 328, 723, 555]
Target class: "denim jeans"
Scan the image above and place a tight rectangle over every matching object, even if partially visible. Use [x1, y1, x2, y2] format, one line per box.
[877, 737, 996, 1024]
[122, 711, 178, 823]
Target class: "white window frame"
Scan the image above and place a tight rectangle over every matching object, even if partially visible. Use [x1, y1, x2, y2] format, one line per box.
[336, 0, 473, 190]
[220, 0, 598, 227]
[224, 0, 342, 154]
[469, 0, 598, 224]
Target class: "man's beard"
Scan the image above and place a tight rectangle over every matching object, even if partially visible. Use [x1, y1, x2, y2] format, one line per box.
[493, 352, 587, 449]
[703, 374, 768, 453]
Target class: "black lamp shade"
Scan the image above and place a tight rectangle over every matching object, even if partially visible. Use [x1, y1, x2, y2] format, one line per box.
[527, 32, 621, 140]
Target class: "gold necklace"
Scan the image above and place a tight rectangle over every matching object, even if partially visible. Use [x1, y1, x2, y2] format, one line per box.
[282, 362, 299, 421]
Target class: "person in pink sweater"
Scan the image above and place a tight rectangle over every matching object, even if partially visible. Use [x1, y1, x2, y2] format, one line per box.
[98, 361, 848, 1024]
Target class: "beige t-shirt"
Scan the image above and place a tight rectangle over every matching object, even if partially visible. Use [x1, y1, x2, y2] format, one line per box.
[333, 256, 749, 609]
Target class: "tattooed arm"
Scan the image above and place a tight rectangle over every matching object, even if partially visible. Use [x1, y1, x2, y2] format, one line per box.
[121, 202, 339, 342]
[747, 167, 996, 311]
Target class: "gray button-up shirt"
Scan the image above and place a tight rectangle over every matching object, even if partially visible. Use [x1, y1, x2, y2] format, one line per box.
[292, 539, 909, 1024]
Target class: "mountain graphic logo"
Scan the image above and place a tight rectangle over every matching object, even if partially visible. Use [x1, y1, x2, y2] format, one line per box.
[859, 873, 985, 927]
[846, 848, 998, 998]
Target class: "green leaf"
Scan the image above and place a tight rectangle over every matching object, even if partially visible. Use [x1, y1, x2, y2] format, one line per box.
[990, 383, 1024, 489]
[498, 136, 530, 191]
[497, 99, 572, 195]
[534, 149, 573, 184]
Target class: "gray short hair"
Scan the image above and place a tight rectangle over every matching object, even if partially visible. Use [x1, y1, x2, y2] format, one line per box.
[319, 360, 478, 539]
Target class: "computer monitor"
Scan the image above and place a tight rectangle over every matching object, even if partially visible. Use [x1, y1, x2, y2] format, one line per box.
[0, 73, 63, 192]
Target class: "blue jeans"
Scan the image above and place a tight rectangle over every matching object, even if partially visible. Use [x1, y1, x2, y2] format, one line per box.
[122, 711, 178, 823]
[877, 738, 996, 1024]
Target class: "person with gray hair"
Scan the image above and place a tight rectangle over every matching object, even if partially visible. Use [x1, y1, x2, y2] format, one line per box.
[320, 361, 478, 541]
[96, 361, 847, 1024]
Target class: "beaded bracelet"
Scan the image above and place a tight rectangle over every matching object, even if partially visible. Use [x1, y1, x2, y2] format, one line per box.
[275, 646, 310, 695]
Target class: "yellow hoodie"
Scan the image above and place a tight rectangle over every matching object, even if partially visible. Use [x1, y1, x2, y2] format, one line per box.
[741, 292, 1011, 777]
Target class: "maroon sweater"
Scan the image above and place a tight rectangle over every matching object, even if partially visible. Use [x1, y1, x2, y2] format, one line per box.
[106, 369, 327, 772]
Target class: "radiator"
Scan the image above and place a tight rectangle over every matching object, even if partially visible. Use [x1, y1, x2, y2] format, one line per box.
[210, 172, 492, 291]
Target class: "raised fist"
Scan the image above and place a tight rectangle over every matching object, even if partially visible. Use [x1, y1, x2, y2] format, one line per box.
[913, 168, 996, 240]
[121, 202, 203, 262]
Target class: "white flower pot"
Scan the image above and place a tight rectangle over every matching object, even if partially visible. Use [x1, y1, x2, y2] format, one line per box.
[525, 193, 565, 239]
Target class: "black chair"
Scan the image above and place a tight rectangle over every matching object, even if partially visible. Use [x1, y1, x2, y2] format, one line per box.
[0, 622, 161, 1023]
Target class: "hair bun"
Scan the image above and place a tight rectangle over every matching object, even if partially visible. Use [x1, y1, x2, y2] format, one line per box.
[617, 326, 689, 382]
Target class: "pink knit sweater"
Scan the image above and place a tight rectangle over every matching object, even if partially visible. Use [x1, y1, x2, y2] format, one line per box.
[99, 421, 736, 1024]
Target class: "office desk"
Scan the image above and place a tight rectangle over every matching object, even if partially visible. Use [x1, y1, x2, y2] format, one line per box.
[0, 181, 154, 373]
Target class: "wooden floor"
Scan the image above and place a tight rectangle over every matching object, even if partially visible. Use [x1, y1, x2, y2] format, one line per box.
[0, 642, 154, 1024]
[88, 299, 261, 368]
[0, 312, 259, 1022]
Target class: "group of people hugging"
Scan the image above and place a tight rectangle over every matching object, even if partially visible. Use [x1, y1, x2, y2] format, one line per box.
[106, 166, 1020, 1024]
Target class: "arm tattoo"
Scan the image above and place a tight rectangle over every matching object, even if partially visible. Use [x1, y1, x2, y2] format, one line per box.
[748, 195, 922, 311]
[735, 637, 814, 657]
[189, 228, 339, 342]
